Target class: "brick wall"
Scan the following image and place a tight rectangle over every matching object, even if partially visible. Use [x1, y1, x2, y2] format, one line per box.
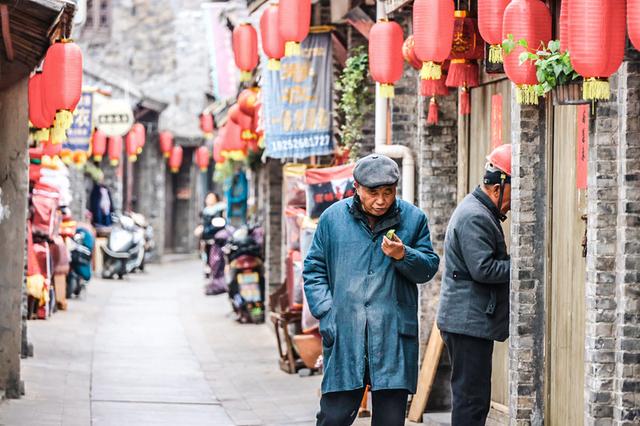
[508, 100, 548, 425]
[265, 160, 283, 291]
[613, 60, 640, 425]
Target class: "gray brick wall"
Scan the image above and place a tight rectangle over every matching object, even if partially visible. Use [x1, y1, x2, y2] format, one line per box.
[508, 100, 548, 425]
[613, 60, 640, 425]
[265, 160, 283, 291]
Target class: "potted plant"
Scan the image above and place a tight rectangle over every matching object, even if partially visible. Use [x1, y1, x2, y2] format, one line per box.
[502, 36, 586, 105]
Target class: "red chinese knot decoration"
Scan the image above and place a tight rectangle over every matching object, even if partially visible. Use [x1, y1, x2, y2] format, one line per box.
[368, 20, 404, 98]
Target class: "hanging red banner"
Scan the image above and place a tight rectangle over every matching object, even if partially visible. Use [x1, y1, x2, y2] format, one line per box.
[491, 94, 503, 149]
[576, 104, 589, 189]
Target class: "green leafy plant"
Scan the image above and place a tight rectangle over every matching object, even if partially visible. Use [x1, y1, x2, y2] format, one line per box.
[335, 46, 373, 160]
[502, 35, 580, 97]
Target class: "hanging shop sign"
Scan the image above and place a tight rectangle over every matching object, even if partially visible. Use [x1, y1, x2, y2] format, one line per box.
[576, 105, 589, 190]
[95, 99, 134, 137]
[263, 31, 333, 159]
[64, 91, 93, 152]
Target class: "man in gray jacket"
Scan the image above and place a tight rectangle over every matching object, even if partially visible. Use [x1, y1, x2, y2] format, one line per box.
[437, 144, 512, 425]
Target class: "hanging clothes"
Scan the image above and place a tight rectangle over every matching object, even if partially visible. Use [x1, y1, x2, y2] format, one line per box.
[225, 171, 248, 223]
[89, 183, 114, 227]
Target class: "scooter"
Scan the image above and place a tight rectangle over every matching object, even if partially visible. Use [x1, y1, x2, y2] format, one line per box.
[130, 212, 155, 270]
[204, 216, 234, 296]
[101, 214, 145, 279]
[66, 226, 94, 297]
[224, 223, 265, 324]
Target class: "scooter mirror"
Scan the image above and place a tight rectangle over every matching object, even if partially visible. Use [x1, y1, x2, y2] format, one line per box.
[211, 217, 226, 228]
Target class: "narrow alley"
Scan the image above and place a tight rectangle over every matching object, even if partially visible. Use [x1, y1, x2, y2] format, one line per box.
[0, 259, 321, 426]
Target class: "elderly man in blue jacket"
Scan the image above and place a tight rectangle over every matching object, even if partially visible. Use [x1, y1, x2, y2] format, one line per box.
[304, 154, 440, 426]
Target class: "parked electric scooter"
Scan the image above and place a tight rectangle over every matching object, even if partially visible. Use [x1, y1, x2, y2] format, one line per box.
[204, 216, 234, 295]
[224, 223, 265, 324]
[101, 214, 145, 279]
[66, 225, 95, 297]
[130, 212, 155, 270]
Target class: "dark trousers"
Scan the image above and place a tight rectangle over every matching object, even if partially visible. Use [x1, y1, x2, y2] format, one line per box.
[441, 331, 494, 426]
[316, 388, 408, 426]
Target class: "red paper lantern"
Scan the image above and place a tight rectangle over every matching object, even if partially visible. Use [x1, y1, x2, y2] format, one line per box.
[261, 4, 286, 70]
[28, 73, 55, 137]
[200, 113, 215, 138]
[168, 146, 183, 174]
[413, 0, 455, 80]
[213, 131, 225, 164]
[570, 0, 626, 100]
[108, 135, 123, 167]
[132, 123, 146, 154]
[233, 23, 259, 82]
[221, 121, 248, 161]
[630, 0, 640, 51]
[126, 131, 138, 162]
[446, 10, 482, 95]
[42, 40, 83, 144]
[238, 89, 259, 117]
[195, 146, 211, 172]
[92, 129, 107, 162]
[368, 20, 404, 98]
[502, 0, 552, 104]
[402, 35, 423, 70]
[229, 104, 255, 139]
[478, 0, 511, 63]
[559, 0, 569, 52]
[159, 131, 173, 158]
[279, 0, 311, 57]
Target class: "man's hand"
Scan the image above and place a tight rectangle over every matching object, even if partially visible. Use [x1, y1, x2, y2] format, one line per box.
[382, 233, 405, 260]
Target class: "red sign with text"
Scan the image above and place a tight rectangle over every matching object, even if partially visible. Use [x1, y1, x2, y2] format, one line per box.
[491, 94, 503, 149]
[577, 105, 589, 189]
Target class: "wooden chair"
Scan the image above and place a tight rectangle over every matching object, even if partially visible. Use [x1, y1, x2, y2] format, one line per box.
[269, 282, 304, 374]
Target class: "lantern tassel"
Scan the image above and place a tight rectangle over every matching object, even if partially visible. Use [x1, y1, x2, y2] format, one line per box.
[380, 84, 395, 99]
[163, 152, 171, 159]
[460, 89, 471, 115]
[583, 78, 610, 101]
[446, 60, 479, 89]
[285, 41, 301, 57]
[110, 159, 119, 167]
[93, 155, 103, 162]
[128, 155, 138, 162]
[516, 84, 539, 105]
[489, 45, 504, 64]
[427, 98, 439, 125]
[420, 61, 442, 81]
[240, 71, 252, 82]
[267, 58, 281, 70]
[34, 128, 50, 143]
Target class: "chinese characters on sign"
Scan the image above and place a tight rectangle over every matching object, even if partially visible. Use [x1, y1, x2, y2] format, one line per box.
[577, 105, 589, 189]
[263, 32, 333, 159]
[64, 91, 93, 152]
[491, 94, 503, 149]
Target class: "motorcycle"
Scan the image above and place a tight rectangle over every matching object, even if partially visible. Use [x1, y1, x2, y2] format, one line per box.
[129, 212, 155, 270]
[204, 216, 234, 296]
[66, 225, 95, 297]
[101, 214, 145, 279]
[224, 223, 266, 324]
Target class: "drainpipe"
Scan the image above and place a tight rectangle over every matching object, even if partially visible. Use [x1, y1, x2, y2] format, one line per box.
[374, 1, 415, 204]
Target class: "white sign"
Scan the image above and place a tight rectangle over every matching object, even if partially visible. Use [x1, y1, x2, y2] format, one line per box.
[95, 99, 134, 137]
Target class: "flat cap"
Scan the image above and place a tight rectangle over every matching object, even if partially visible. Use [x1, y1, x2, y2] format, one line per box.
[353, 154, 400, 188]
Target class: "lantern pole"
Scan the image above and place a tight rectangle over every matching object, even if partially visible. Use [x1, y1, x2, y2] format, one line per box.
[374, 1, 389, 149]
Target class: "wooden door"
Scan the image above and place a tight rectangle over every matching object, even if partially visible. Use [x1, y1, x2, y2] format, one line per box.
[547, 105, 586, 425]
[460, 79, 511, 411]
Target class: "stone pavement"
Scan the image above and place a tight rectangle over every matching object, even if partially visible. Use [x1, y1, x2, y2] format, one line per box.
[0, 258, 448, 426]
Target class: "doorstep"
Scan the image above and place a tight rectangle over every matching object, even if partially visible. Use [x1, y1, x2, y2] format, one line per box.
[421, 412, 451, 426]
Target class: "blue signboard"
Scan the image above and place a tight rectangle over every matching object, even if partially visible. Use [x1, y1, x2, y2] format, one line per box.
[263, 32, 333, 159]
[64, 91, 93, 152]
